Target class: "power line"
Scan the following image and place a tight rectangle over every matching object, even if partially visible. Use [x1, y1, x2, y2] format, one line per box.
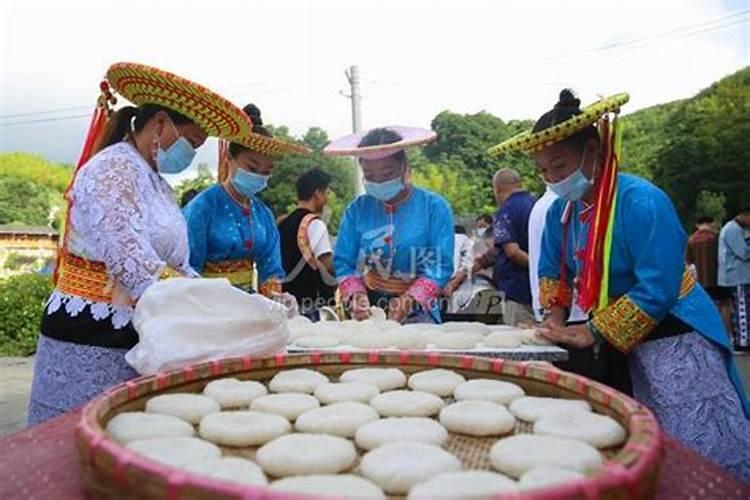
[0, 105, 91, 119]
[0, 113, 91, 127]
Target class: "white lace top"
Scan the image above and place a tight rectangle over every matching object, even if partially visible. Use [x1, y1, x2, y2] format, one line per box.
[46, 142, 196, 329]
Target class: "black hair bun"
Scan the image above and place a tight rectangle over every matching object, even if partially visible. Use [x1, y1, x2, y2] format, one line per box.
[243, 104, 263, 126]
[554, 89, 581, 112]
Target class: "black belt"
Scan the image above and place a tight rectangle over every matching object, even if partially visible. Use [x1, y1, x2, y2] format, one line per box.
[647, 314, 692, 342]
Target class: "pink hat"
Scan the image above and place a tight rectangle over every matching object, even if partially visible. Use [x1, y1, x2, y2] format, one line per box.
[323, 126, 437, 160]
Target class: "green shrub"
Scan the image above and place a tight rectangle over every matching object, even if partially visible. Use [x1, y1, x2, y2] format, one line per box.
[0, 273, 52, 356]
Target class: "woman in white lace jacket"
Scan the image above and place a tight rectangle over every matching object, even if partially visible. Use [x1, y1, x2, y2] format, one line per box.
[28, 101, 212, 425]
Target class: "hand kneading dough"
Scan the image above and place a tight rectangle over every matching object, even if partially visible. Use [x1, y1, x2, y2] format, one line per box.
[250, 393, 320, 420]
[369, 390, 444, 417]
[408, 369, 466, 396]
[453, 379, 525, 404]
[145, 394, 220, 424]
[360, 442, 462, 494]
[519, 467, 586, 490]
[295, 402, 379, 438]
[268, 368, 329, 393]
[355, 417, 448, 450]
[432, 332, 482, 349]
[126, 437, 221, 467]
[294, 335, 340, 348]
[340, 368, 407, 391]
[489, 434, 603, 478]
[407, 471, 518, 499]
[439, 401, 515, 436]
[256, 433, 357, 477]
[509, 396, 592, 422]
[314, 382, 380, 404]
[106, 412, 194, 444]
[198, 411, 291, 446]
[533, 411, 627, 448]
[202, 378, 267, 408]
[270, 474, 385, 499]
[520, 328, 554, 346]
[182, 457, 268, 486]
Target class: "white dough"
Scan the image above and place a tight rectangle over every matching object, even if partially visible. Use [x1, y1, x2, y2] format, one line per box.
[453, 379, 525, 404]
[270, 475, 385, 499]
[295, 402, 379, 438]
[520, 328, 553, 346]
[126, 437, 221, 467]
[268, 368, 329, 394]
[349, 332, 396, 349]
[369, 390, 444, 417]
[519, 467, 586, 490]
[355, 417, 448, 450]
[489, 434, 603, 478]
[256, 433, 357, 477]
[440, 321, 491, 335]
[250, 393, 320, 420]
[394, 330, 429, 349]
[182, 457, 268, 486]
[198, 411, 291, 446]
[431, 332, 482, 349]
[509, 397, 592, 422]
[407, 471, 518, 499]
[439, 401, 515, 436]
[360, 442, 462, 495]
[369, 306, 388, 322]
[340, 368, 407, 391]
[314, 381, 380, 404]
[145, 393, 220, 424]
[294, 335, 340, 348]
[482, 331, 524, 348]
[408, 369, 466, 396]
[202, 378, 267, 408]
[105, 412, 195, 444]
[533, 411, 627, 448]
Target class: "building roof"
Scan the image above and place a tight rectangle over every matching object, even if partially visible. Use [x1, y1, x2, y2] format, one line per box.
[0, 224, 58, 236]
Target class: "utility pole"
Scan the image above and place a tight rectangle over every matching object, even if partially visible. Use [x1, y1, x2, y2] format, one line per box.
[344, 65, 364, 195]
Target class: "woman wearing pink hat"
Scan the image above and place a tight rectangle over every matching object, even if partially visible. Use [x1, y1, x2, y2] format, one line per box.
[324, 127, 454, 324]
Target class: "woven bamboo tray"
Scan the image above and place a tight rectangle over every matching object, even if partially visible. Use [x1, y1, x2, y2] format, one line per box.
[76, 352, 664, 499]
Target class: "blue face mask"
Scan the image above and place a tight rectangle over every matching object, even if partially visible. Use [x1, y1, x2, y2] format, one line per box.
[545, 149, 593, 201]
[156, 120, 196, 174]
[364, 176, 405, 202]
[232, 169, 269, 197]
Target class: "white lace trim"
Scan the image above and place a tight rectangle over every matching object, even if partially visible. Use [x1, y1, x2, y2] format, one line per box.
[46, 289, 134, 330]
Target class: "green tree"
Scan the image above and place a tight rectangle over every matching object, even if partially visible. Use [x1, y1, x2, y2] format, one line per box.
[0, 178, 54, 225]
[0, 273, 53, 356]
[694, 190, 727, 225]
[653, 67, 750, 223]
[174, 163, 215, 206]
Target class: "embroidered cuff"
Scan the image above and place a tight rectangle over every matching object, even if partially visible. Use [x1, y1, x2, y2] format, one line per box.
[338, 276, 366, 302]
[407, 277, 441, 310]
[539, 277, 573, 310]
[591, 295, 658, 353]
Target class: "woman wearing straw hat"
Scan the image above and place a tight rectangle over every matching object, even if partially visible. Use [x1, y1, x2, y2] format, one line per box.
[27, 62, 254, 425]
[183, 104, 308, 297]
[489, 89, 750, 480]
[324, 127, 454, 324]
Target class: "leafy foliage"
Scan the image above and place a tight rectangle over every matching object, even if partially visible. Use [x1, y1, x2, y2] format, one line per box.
[0, 273, 52, 356]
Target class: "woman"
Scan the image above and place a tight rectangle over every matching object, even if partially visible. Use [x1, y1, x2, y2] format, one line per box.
[325, 127, 454, 323]
[488, 89, 750, 480]
[183, 104, 307, 296]
[28, 62, 253, 425]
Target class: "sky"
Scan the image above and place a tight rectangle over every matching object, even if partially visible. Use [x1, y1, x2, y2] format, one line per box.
[0, 0, 747, 182]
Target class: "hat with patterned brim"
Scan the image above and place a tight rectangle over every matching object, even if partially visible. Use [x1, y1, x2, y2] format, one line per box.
[324, 126, 436, 160]
[231, 132, 311, 157]
[106, 62, 253, 140]
[487, 93, 629, 157]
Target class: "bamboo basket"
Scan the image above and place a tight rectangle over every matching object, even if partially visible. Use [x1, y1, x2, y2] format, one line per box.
[76, 352, 663, 499]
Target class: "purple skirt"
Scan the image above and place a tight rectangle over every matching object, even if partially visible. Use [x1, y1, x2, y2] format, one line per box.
[630, 331, 750, 482]
[27, 334, 138, 426]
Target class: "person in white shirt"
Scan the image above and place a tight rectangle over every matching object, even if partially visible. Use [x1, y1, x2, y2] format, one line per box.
[278, 169, 336, 317]
[528, 188, 587, 323]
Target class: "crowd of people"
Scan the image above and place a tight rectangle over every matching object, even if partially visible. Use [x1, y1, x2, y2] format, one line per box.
[24, 63, 749, 481]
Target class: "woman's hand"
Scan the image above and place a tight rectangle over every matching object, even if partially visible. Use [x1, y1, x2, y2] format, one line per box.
[442, 271, 467, 296]
[388, 294, 415, 323]
[537, 323, 595, 349]
[350, 292, 371, 321]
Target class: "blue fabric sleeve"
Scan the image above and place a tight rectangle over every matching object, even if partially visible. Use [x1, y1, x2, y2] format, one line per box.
[423, 196, 455, 287]
[254, 202, 285, 283]
[539, 200, 567, 283]
[726, 224, 750, 261]
[182, 194, 211, 273]
[333, 202, 361, 280]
